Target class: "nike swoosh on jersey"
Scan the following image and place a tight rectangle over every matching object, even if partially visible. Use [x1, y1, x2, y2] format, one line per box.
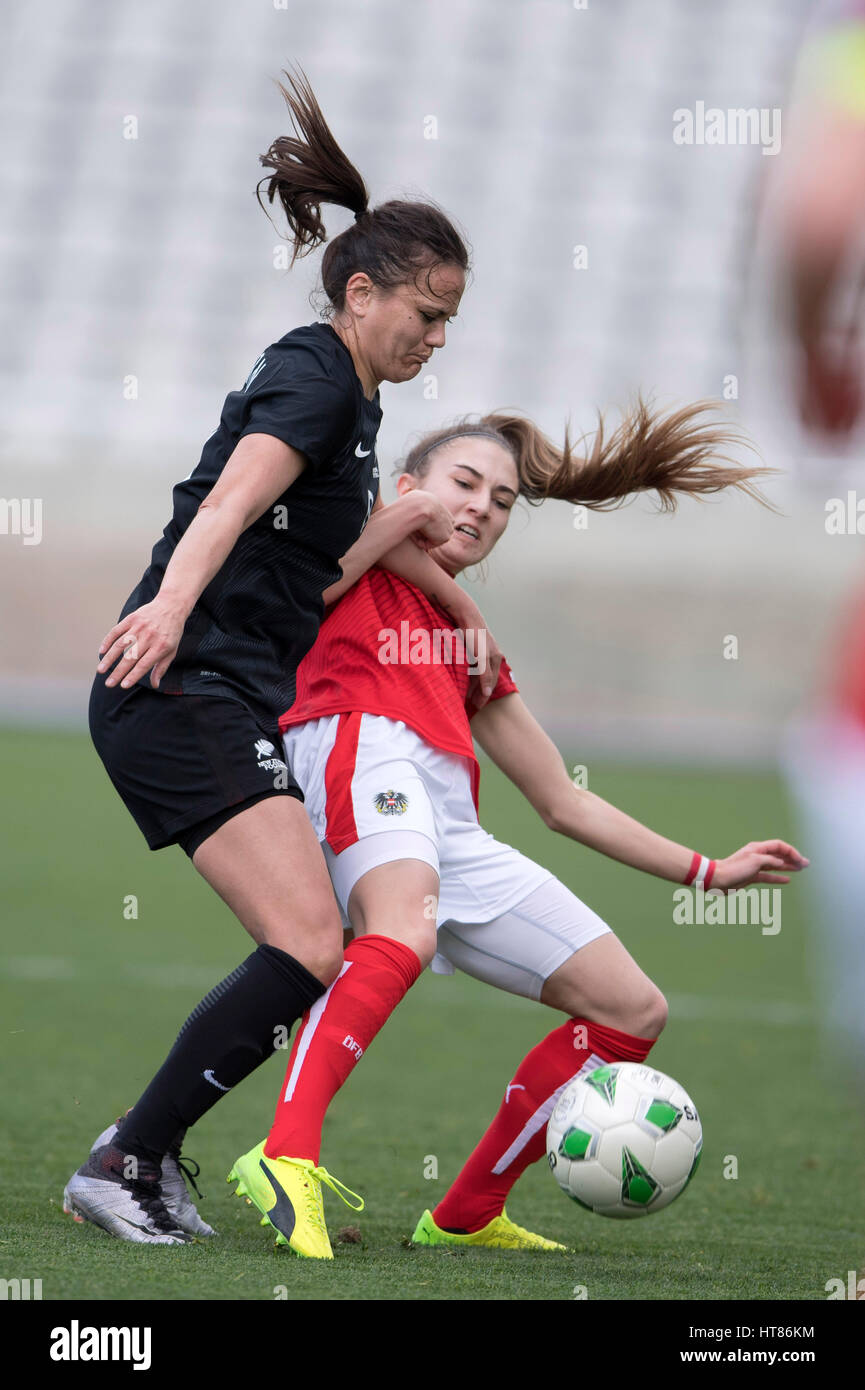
[258, 1158, 296, 1240]
[203, 1069, 231, 1092]
[354, 442, 372, 457]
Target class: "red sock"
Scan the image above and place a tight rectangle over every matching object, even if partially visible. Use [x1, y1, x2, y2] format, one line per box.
[265, 934, 421, 1163]
[432, 1018, 656, 1233]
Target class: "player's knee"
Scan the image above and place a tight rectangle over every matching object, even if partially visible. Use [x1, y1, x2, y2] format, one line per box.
[259, 899, 345, 986]
[356, 923, 438, 971]
[405, 924, 438, 971]
[302, 944, 345, 988]
[258, 936, 344, 987]
[630, 985, 668, 1040]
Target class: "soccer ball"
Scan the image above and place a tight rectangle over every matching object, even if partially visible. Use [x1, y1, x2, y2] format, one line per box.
[546, 1062, 702, 1218]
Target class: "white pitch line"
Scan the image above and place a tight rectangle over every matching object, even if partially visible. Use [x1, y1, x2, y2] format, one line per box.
[0, 956, 217, 990]
[1, 956, 79, 980]
[0, 956, 815, 1024]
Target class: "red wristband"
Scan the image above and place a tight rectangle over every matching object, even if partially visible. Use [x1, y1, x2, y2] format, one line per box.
[684, 853, 716, 888]
[683, 851, 701, 886]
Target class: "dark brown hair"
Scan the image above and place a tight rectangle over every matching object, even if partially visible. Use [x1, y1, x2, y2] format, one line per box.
[257, 67, 469, 311]
[401, 399, 777, 513]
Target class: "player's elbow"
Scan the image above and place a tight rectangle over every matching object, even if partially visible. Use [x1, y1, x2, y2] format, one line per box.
[539, 801, 563, 832]
[196, 491, 232, 528]
[542, 785, 590, 835]
[197, 489, 257, 536]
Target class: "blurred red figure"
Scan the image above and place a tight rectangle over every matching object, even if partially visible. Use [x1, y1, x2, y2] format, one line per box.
[774, 3, 865, 434]
[773, 7, 865, 1154]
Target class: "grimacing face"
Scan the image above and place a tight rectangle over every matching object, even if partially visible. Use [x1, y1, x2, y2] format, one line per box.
[347, 261, 466, 386]
[396, 436, 520, 576]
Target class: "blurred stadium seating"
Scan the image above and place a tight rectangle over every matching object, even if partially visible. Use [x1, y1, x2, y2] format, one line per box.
[2, 0, 855, 762]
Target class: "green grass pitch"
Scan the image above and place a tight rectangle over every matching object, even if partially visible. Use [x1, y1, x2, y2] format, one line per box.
[1, 727, 862, 1301]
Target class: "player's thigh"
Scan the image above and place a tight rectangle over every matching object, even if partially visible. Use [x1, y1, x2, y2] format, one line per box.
[541, 934, 668, 1039]
[436, 875, 666, 1036]
[347, 856, 441, 968]
[435, 874, 606, 1003]
[192, 794, 344, 983]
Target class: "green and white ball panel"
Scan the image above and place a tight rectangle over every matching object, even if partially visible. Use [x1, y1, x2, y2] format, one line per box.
[546, 1062, 702, 1220]
[650, 1126, 701, 1187]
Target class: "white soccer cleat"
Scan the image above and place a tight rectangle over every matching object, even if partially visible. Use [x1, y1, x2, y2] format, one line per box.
[63, 1140, 189, 1245]
[159, 1152, 216, 1238]
[85, 1120, 216, 1238]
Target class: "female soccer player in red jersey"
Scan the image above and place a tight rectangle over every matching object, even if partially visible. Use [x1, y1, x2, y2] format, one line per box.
[63, 70, 501, 1246]
[226, 404, 808, 1257]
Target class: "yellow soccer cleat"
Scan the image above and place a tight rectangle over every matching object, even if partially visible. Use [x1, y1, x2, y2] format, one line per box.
[411, 1207, 569, 1252]
[227, 1140, 363, 1260]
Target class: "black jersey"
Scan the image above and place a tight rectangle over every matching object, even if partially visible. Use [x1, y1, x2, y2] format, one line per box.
[120, 322, 381, 723]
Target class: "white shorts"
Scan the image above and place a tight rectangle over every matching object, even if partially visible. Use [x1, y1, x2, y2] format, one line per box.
[283, 713, 611, 1000]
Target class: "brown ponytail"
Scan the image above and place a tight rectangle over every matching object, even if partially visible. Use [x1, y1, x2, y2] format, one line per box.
[257, 67, 368, 262]
[402, 399, 777, 513]
[258, 67, 470, 306]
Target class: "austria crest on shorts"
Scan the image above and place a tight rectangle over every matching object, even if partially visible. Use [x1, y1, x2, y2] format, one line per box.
[373, 789, 408, 815]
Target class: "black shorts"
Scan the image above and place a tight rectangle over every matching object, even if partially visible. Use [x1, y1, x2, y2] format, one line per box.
[88, 674, 303, 855]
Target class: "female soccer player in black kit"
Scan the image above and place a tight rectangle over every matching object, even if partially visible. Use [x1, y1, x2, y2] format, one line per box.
[63, 71, 494, 1245]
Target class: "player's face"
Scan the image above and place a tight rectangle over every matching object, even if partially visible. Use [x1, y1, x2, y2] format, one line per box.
[410, 437, 520, 576]
[362, 262, 465, 384]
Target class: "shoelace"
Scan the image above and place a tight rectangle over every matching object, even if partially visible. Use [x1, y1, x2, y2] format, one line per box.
[116, 1113, 203, 1201]
[310, 1164, 364, 1213]
[101, 1122, 183, 1235]
[497, 1215, 557, 1248]
[173, 1154, 204, 1201]
[124, 1162, 183, 1233]
[298, 1163, 364, 1235]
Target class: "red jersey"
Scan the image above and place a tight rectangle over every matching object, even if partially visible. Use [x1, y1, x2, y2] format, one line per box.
[278, 565, 518, 810]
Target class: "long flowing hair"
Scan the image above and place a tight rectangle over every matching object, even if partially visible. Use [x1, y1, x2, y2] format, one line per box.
[400, 399, 776, 513]
[257, 67, 469, 307]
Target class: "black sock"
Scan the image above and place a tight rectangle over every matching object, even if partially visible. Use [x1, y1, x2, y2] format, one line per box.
[166, 1127, 187, 1158]
[114, 944, 326, 1164]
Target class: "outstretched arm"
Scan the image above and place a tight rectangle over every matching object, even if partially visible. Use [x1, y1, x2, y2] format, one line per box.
[471, 692, 808, 889]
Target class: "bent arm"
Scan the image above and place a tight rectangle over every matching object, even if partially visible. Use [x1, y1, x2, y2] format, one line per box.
[98, 433, 307, 687]
[323, 495, 503, 700]
[377, 539, 482, 628]
[374, 541, 503, 700]
[471, 692, 697, 882]
[322, 493, 433, 605]
[324, 494, 477, 626]
[156, 433, 308, 617]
